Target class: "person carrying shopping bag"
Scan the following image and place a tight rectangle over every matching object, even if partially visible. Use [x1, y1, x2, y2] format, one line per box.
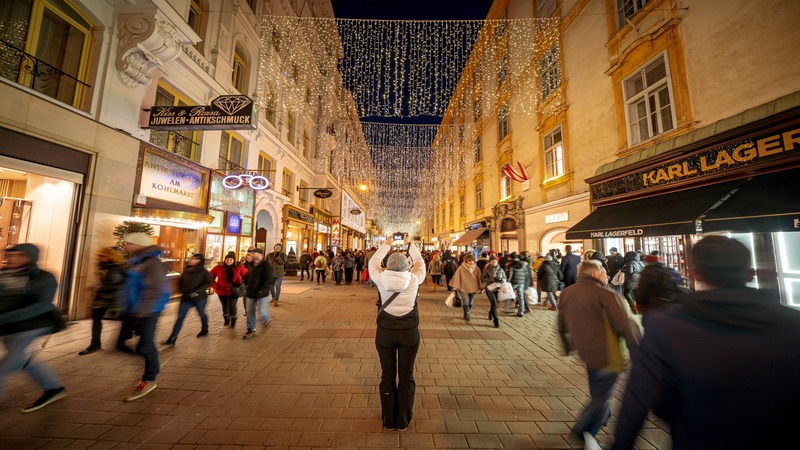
[481, 254, 506, 328]
[450, 253, 483, 323]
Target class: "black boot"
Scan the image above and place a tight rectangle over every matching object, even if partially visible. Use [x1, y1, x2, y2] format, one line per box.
[163, 336, 177, 346]
[224, 316, 230, 327]
[230, 318, 236, 329]
[494, 317, 500, 328]
[197, 328, 208, 337]
[78, 345, 100, 355]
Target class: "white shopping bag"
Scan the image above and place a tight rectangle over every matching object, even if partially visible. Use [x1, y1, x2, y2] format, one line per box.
[445, 291, 456, 307]
[524, 287, 538, 305]
[497, 282, 515, 301]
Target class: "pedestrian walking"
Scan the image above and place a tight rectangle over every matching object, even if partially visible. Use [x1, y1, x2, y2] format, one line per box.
[299, 250, 312, 281]
[266, 243, 287, 306]
[120, 233, 170, 401]
[331, 252, 344, 285]
[449, 253, 483, 322]
[507, 253, 533, 316]
[621, 251, 645, 314]
[441, 250, 458, 292]
[612, 236, 800, 450]
[164, 254, 211, 346]
[557, 260, 641, 440]
[78, 247, 126, 355]
[538, 254, 563, 310]
[560, 244, 582, 288]
[369, 241, 426, 431]
[428, 253, 443, 291]
[344, 250, 355, 284]
[481, 255, 506, 328]
[0, 244, 67, 412]
[313, 252, 328, 284]
[209, 252, 247, 328]
[243, 248, 274, 340]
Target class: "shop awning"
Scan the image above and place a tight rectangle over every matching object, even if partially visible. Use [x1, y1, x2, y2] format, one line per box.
[565, 181, 744, 240]
[453, 227, 488, 246]
[701, 169, 800, 233]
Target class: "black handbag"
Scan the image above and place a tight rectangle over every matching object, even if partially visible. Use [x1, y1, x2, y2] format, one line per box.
[232, 283, 246, 297]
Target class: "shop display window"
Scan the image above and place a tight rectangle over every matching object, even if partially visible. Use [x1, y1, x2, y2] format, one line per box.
[776, 232, 800, 309]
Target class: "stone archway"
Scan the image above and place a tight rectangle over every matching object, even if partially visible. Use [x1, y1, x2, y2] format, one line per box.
[490, 196, 525, 252]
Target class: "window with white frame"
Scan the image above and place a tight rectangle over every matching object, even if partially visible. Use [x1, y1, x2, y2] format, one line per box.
[475, 182, 482, 210]
[623, 52, 675, 145]
[299, 180, 309, 206]
[539, 44, 560, 100]
[459, 193, 465, 217]
[500, 174, 511, 199]
[282, 170, 294, 199]
[498, 103, 508, 141]
[232, 43, 248, 93]
[473, 137, 481, 163]
[543, 125, 565, 181]
[287, 112, 296, 146]
[617, 0, 652, 29]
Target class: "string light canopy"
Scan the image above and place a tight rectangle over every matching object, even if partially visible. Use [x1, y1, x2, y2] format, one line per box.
[257, 15, 563, 233]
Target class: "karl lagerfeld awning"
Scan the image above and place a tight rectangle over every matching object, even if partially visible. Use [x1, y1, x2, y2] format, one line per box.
[453, 227, 488, 246]
[565, 181, 744, 240]
[701, 168, 800, 233]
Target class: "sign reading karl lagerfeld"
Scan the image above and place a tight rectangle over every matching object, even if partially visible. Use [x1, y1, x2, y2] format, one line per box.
[148, 95, 256, 131]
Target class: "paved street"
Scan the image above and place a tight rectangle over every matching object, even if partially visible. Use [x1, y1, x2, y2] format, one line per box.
[0, 278, 669, 449]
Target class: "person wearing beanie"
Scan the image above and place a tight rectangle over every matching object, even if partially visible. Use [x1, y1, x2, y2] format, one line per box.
[78, 247, 126, 356]
[369, 240, 426, 431]
[266, 243, 287, 305]
[507, 252, 533, 316]
[612, 236, 800, 450]
[164, 254, 211, 346]
[120, 233, 169, 401]
[481, 254, 506, 327]
[0, 243, 66, 412]
[210, 252, 248, 328]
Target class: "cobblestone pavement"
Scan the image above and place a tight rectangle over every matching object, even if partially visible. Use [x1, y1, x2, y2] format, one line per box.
[0, 277, 670, 449]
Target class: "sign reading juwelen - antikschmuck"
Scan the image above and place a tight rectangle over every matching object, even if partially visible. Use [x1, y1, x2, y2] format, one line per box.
[140, 150, 206, 209]
[148, 95, 256, 131]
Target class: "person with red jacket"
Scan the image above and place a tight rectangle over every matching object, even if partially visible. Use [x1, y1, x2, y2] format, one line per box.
[209, 252, 247, 329]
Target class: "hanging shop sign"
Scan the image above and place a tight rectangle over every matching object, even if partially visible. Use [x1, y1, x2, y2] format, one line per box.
[310, 207, 332, 225]
[139, 149, 206, 209]
[350, 209, 362, 215]
[313, 188, 333, 198]
[147, 95, 256, 131]
[222, 173, 270, 190]
[593, 124, 800, 200]
[286, 205, 315, 224]
[332, 219, 340, 246]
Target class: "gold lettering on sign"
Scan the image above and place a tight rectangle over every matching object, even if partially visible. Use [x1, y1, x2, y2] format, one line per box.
[757, 135, 783, 157]
[732, 143, 756, 162]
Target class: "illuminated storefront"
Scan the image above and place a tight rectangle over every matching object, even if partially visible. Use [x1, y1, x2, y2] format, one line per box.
[205, 171, 255, 265]
[310, 206, 333, 251]
[282, 204, 314, 255]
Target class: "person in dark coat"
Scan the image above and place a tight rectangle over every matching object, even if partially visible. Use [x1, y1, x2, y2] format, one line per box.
[481, 255, 506, 328]
[164, 254, 211, 346]
[441, 250, 459, 292]
[538, 254, 564, 310]
[243, 248, 274, 340]
[79, 247, 126, 355]
[0, 243, 66, 412]
[560, 245, 582, 288]
[633, 262, 686, 327]
[621, 251, 645, 313]
[299, 250, 312, 281]
[589, 251, 610, 280]
[605, 247, 625, 293]
[612, 236, 800, 450]
[507, 254, 533, 316]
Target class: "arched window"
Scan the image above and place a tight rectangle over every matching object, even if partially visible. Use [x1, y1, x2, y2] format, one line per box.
[0, 0, 94, 110]
[232, 43, 248, 93]
[188, 0, 204, 51]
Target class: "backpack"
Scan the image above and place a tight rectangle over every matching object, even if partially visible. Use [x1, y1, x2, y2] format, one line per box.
[431, 259, 442, 274]
[315, 259, 323, 268]
[444, 258, 457, 276]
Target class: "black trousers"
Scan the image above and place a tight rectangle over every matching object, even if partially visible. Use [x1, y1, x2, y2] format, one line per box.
[316, 270, 327, 283]
[375, 326, 420, 429]
[89, 307, 108, 348]
[345, 267, 354, 283]
[218, 294, 238, 318]
[299, 267, 311, 280]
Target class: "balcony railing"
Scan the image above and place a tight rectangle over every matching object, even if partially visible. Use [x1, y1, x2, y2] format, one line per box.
[0, 38, 91, 109]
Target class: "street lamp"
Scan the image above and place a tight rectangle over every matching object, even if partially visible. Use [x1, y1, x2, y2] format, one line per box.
[359, 184, 368, 191]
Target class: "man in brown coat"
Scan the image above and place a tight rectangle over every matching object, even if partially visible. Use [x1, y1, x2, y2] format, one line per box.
[557, 260, 641, 440]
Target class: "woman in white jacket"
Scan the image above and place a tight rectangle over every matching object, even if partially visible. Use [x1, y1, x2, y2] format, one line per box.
[369, 242, 426, 431]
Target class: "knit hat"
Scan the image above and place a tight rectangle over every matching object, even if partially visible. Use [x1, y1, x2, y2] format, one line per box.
[122, 232, 152, 247]
[488, 254, 498, 261]
[225, 251, 236, 260]
[8, 243, 39, 263]
[386, 253, 409, 271]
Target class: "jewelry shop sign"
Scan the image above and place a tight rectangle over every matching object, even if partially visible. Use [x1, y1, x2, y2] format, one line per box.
[140, 150, 206, 209]
[148, 95, 256, 131]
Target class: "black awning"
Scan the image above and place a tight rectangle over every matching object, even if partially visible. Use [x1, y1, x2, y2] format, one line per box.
[701, 169, 800, 233]
[566, 181, 744, 240]
[453, 227, 488, 246]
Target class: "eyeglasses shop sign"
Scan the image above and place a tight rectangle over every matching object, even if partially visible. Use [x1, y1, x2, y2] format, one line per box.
[139, 151, 205, 209]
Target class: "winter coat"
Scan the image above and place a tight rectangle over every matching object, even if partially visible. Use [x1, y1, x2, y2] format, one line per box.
[332, 254, 344, 271]
[344, 255, 355, 269]
[560, 252, 582, 286]
[622, 252, 645, 290]
[245, 259, 274, 299]
[428, 257, 443, 275]
[476, 257, 489, 272]
[507, 259, 533, 288]
[450, 263, 483, 294]
[442, 253, 459, 276]
[557, 275, 641, 371]
[481, 263, 507, 290]
[178, 264, 211, 302]
[590, 252, 610, 277]
[369, 243, 426, 319]
[266, 251, 288, 278]
[124, 246, 170, 318]
[92, 261, 126, 309]
[314, 255, 328, 271]
[299, 253, 312, 269]
[0, 246, 58, 336]
[606, 252, 624, 275]
[209, 263, 247, 296]
[613, 288, 800, 450]
[537, 260, 563, 292]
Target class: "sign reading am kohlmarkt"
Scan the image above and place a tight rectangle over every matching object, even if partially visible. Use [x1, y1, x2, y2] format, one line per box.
[148, 95, 256, 131]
